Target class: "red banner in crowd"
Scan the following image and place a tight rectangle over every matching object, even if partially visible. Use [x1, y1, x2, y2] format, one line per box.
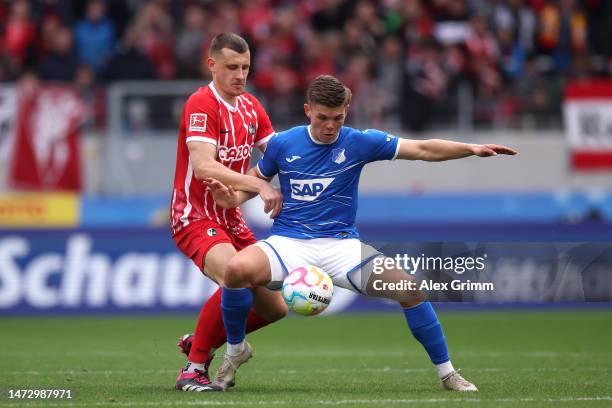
[564, 80, 612, 171]
[8, 84, 84, 191]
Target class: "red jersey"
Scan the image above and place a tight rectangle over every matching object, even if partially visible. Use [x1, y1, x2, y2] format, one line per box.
[171, 82, 274, 236]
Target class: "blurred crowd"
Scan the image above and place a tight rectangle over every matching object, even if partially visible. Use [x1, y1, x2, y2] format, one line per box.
[1, 0, 611, 131]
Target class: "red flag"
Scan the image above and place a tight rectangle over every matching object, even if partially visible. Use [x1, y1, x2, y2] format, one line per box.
[9, 84, 84, 191]
[565, 80, 612, 171]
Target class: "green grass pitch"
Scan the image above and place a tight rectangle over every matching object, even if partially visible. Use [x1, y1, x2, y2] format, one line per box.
[1, 310, 611, 407]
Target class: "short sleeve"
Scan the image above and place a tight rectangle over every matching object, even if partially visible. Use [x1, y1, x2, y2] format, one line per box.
[252, 98, 275, 148]
[360, 129, 400, 163]
[184, 94, 218, 146]
[256, 134, 280, 178]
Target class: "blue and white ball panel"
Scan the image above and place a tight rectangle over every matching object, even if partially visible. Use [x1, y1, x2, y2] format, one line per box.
[254, 235, 382, 294]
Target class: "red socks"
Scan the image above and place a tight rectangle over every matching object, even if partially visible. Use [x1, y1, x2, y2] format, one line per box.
[188, 288, 224, 363]
[188, 287, 272, 363]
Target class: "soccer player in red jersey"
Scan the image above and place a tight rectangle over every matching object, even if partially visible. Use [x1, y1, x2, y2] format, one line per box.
[171, 32, 287, 392]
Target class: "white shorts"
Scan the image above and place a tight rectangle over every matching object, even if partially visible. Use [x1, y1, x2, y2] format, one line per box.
[255, 235, 382, 294]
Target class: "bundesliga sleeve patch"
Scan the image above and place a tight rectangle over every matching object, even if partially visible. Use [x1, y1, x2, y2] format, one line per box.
[189, 113, 207, 132]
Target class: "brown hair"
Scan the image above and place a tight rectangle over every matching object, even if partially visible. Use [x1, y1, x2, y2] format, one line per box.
[306, 75, 352, 107]
[209, 32, 249, 56]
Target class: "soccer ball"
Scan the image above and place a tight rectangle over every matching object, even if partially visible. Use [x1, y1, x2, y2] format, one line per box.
[282, 265, 334, 316]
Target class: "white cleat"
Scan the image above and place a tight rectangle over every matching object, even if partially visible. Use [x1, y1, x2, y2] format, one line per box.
[214, 342, 253, 390]
[440, 370, 478, 392]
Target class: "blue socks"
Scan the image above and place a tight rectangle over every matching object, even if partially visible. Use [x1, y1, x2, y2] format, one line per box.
[403, 301, 450, 365]
[221, 287, 253, 345]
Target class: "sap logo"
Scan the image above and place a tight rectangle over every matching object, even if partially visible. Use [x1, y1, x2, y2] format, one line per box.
[289, 178, 334, 202]
[218, 144, 252, 162]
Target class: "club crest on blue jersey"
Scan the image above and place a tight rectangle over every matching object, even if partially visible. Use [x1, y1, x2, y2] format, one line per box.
[331, 148, 346, 164]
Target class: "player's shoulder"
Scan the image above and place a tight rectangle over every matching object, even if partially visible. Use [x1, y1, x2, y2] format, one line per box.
[344, 126, 390, 140]
[341, 127, 395, 156]
[269, 125, 307, 149]
[337, 126, 369, 144]
[185, 85, 218, 109]
[276, 125, 307, 141]
[341, 126, 363, 137]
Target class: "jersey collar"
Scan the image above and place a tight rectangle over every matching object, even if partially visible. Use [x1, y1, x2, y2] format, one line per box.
[307, 125, 340, 145]
[209, 81, 238, 112]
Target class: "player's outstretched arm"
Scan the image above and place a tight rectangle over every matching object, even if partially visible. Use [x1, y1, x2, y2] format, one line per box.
[204, 169, 264, 209]
[188, 142, 282, 216]
[396, 139, 517, 162]
[204, 178, 244, 208]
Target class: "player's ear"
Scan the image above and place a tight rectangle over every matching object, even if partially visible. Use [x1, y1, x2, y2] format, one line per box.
[304, 103, 311, 119]
[207, 56, 216, 74]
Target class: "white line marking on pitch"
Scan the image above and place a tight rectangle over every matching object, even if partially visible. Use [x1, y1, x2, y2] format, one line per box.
[1, 350, 607, 358]
[2, 397, 612, 407]
[262, 350, 612, 358]
[3, 367, 609, 376]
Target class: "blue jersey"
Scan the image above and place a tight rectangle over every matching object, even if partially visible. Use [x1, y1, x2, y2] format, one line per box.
[257, 125, 399, 239]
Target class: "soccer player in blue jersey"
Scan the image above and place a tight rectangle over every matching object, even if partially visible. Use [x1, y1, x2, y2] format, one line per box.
[208, 75, 516, 392]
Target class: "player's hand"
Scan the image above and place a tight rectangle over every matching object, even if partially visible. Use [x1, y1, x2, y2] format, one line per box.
[258, 182, 283, 218]
[471, 144, 517, 157]
[204, 177, 240, 208]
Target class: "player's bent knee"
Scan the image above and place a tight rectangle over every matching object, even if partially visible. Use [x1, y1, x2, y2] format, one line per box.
[223, 257, 251, 288]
